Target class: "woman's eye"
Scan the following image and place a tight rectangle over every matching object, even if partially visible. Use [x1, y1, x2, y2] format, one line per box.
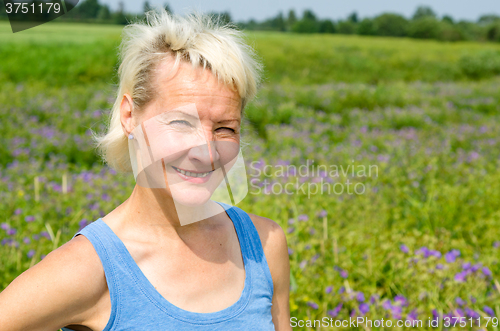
[169, 120, 192, 127]
[216, 127, 236, 133]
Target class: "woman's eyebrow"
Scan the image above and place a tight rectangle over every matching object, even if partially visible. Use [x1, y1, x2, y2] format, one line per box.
[164, 109, 199, 119]
[218, 119, 241, 124]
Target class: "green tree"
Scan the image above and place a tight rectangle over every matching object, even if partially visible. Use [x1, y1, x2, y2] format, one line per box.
[97, 5, 111, 20]
[209, 11, 232, 25]
[478, 15, 500, 25]
[319, 19, 336, 33]
[274, 12, 286, 31]
[408, 17, 441, 39]
[292, 9, 319, 33]
[75, 0, 101, 19]
[302, 9, 316, 21]
[348, 12, 358, 23]
[287, 9, 297, 31]
[143, 1, 152, 13]
[163, 3, 173, 14]
[412, 6, 436, 20]
[439, 22, 465, 41]
[373, 13, 408, 37]
[357, 18, 377, 35]
[113, 1, 128, 25]
[337, 20, 356, 34]
[486, 22, 500, 42]
[442, 15, 454, 24]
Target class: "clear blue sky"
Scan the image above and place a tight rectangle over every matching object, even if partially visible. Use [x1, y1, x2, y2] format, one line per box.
[99, 0, 499, 22]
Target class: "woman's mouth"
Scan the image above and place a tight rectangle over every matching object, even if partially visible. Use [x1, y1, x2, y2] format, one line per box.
[172, 166, 214, 183]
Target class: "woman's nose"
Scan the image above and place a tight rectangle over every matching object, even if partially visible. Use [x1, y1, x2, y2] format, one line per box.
[186, 134, 219, 169]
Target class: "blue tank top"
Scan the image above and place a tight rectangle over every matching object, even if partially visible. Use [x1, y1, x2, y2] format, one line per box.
[61, 202, 275, 331]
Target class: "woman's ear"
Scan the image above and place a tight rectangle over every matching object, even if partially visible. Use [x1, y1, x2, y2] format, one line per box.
[120, 93, 135, 136]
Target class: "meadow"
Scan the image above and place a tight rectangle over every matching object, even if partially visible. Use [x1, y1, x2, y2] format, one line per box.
[1, 19, 500, 330]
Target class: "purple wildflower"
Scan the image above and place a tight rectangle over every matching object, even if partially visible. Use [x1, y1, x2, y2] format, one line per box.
[338, 286, 345, 294]
[455, 271, 467, 282]
[369, 294, 379, 304]
[22, 237, 30, 244]
[483, 306, 495, 316]
[416, 246, 431, 258]
[328, 303, 343, 317]
[40, 231, 50, 239]
[350, 308, 356, 317]
[465, 308, 480, 319]
[325, 286, 333, 294]
[432, 309, 440, 321]
[79, 219, 88, 229]
[1, 223, 9, 230]
[25, 216, 35, 223]
[445, 249, 461, 263]
[359, 303, 370, 315]
[7, 228, 17, 235]
[391, 305, 402, 319]
[494, 241, 500, 248]
[298, 214, 308, 222]
[400, 244, 409, 253]
[27, 249, 35, 258]
[394, 295, 408, 307]
[471, 263, 482, 272]
[356, 292, 365, 302]
[455, 297, 466, 306]
[14, 208, 22, 215]
[287, 248, 293, 255]
[318, 210, 327, 218]
[339, 269, 348, 278]
[430, 250, 442, 258]
[454, 308, 465, 318]
[287, 227, 295, 234]
[407, 309, 418, 321]
[382, 299, 392, 310]
[307, 301, 319, 309]
[462, 262, 471, 270]
[482, 267, 492, 277]
[436, 263, 444, 270]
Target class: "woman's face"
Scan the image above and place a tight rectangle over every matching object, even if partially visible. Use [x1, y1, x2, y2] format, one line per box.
[127, 58, 242, 207]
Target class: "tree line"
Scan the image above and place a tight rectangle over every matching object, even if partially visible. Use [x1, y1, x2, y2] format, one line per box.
[0, 0, 499, 42]
[239, 6, 500, 42]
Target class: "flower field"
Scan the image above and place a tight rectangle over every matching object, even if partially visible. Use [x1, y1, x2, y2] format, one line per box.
[1, 21, 500, 330]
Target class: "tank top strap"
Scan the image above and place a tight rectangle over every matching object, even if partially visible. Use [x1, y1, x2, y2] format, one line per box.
[216, 202, 274, 297]
[67, 220, 122, 329]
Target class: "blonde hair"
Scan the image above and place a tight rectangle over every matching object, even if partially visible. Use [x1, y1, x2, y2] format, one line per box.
[93, 8, 263, 173]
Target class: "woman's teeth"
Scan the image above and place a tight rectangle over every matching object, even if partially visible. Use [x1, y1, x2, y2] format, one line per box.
[173, 167, 211, 178]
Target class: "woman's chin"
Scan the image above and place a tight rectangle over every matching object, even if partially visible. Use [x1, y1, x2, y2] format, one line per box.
[171, 190, 213, 207]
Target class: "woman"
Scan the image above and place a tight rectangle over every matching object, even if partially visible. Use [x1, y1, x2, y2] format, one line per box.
[0, 9, 291, 331]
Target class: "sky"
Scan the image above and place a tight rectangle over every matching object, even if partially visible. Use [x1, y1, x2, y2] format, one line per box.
[98, 0, 499, 22]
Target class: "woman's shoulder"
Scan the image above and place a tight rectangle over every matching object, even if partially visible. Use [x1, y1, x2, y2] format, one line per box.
[245, 213, 289, 283]
[0, 234, 108, 330]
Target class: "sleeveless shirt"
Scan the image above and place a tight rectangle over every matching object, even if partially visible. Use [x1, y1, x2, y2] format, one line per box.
[61, 202, 275, 331]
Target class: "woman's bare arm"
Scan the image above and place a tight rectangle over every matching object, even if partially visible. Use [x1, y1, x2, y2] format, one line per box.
[0, 235, 106, 331]
[249, 214, 292, 331]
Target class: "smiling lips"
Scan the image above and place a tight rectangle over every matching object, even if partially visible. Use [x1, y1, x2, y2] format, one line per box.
[172, 165, 214, 183]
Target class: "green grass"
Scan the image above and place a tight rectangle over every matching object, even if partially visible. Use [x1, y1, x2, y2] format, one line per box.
[1, 22, 500, 330]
